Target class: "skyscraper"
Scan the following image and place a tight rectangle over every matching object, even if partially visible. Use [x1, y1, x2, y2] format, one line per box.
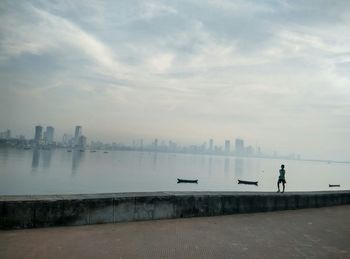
[209, 139, 213, 153]
[45, 126, 54, 144]
[0, 129, 10, 139]
[224, 140, 231, 154]
[62, 134, 72, 146]
[235, 138, 244, 155]
[34, 125, 43, 144]
[74, 126, 82, 147]
[153, 138, 158, 151]
[78, 135, 87, 149]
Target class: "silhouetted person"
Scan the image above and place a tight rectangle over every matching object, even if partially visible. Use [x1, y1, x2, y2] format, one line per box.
[277, 164, 286, 193]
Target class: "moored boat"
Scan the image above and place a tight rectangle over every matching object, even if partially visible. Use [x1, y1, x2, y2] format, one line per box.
[177, 178, 198, 183]
[238, 179, 258, 186]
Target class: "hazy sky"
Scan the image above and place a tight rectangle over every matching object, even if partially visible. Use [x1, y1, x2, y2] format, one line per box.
[1, 0, 350, 160]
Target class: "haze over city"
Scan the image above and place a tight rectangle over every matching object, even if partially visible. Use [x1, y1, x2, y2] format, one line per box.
[1, 1, 350, 160]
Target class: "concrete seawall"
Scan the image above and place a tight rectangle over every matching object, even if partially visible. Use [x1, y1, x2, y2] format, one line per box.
[1, 191, 350, 229]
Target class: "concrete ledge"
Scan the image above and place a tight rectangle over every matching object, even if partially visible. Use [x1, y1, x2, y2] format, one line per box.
[1, 191, 349, 229]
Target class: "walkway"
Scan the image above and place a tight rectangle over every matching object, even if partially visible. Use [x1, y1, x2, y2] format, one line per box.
[1, 206, 349, 258]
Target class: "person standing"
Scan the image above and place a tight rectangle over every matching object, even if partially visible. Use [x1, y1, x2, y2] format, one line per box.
[277, 164, 286, 193]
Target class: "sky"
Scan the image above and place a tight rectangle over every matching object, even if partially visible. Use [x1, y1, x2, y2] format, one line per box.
[0, 0, 350, 160]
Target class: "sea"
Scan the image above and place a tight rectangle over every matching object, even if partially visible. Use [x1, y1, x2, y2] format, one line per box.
[0, 148, 349, 195]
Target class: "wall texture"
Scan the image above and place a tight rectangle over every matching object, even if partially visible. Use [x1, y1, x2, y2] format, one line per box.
[1, 191, 350, 229]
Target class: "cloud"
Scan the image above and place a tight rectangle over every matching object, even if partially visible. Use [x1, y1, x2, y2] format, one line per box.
[0, 0, 350, 159]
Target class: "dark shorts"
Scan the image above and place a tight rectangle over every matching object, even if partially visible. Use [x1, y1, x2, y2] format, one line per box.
[278, 179, 286, 184]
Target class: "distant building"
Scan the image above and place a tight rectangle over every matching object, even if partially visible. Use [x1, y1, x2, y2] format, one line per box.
[78, 135, 87, 149]
[62, 134, 73, 146]
[5, 129, 10, 139]
[0, 129, 11, 139]
[34, 125, 43, 144]
[209, 139, 213, 153]
[74, 126, 82, 147]
[153, 138, 158, 150]
[224, 140, 231, 154]
[140, 139, 144, 149]
[245, 145, 254, 156]
[235, 138, 244, 155]
[45, 126, 54, 144]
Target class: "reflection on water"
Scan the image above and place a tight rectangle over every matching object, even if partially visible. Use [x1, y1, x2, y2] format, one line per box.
[72, 150, 84, 173]
[152, 152, 157, 170]
[208, 157, 212, 176]
[235, 158, 243, 179]
[224, 158, 230, 174]
[42, 150, 52, 168]
[32, 149, 53, 171]
[0, 148, 349, 195]
[138, 151, 144, 165]
[32, 148, 40, 170]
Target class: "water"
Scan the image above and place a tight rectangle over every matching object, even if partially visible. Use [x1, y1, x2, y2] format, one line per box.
[0, 148, 349, 195]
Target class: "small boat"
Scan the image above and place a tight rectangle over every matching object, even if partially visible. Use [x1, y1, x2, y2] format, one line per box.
[238, 179, 258, 186]
[23, 146, 31, 150]
[329, 184, 340, 187]
[177, 178, 198, 183]
[104, 151, 109, 153]
[79, 149, 85, 152]
[67, 150, 72, 152]
[90, 150, 97, 152]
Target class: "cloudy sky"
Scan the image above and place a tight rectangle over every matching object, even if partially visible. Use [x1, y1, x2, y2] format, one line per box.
[1, 0, 350, 160]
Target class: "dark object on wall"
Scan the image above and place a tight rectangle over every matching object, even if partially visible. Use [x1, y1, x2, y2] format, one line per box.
[329, 184, 340, 187]
[177, 178, 198, 183]
[238, 180, 258, 186]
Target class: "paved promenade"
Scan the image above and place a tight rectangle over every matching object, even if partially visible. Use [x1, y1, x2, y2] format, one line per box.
[1, 205, 349, 259]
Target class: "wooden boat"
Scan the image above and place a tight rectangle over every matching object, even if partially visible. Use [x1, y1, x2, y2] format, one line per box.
[238, 179, 258, 186]
[329, 184, 340, 187]
[177, 178, 198, 183]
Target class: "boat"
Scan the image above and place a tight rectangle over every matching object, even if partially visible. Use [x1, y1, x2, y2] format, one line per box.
[177, 178, 198, 183]
[238, 179, 258, 186]
[329, 184, 340, 187]
[90, 150, 97, 152]
[79, 149, 85, 152]
[67, 150, 72, 152]
[104, 151, 109, 153]
[23, 146, 31, 150]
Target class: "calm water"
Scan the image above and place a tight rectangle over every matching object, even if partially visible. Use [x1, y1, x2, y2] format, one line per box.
[0, 148, 349, 195]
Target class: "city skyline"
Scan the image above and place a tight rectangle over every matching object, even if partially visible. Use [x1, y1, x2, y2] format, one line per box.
[1, 1, 350, 160]
[0, 123, 303, 160]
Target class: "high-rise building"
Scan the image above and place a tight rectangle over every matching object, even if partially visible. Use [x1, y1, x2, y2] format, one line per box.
[235, 138, 244, 155]
[62, 134, 73, 146]
[5, 129, 10, 139]
[78, 135, 87, 149]
[140, 139, 144, 149]
[74, 126, 82, 147]
[45, 126, 54, 144]
[224, 140, 231, 154]
[34, 125, 43, 143]
[153, 139, 158, 150]
[209, 139, 213, 153]
[0, 129, 11, 139]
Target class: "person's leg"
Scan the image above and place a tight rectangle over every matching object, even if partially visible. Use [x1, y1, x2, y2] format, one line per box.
[277, 180, 280, 192]
[282, 182, 285, 193]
